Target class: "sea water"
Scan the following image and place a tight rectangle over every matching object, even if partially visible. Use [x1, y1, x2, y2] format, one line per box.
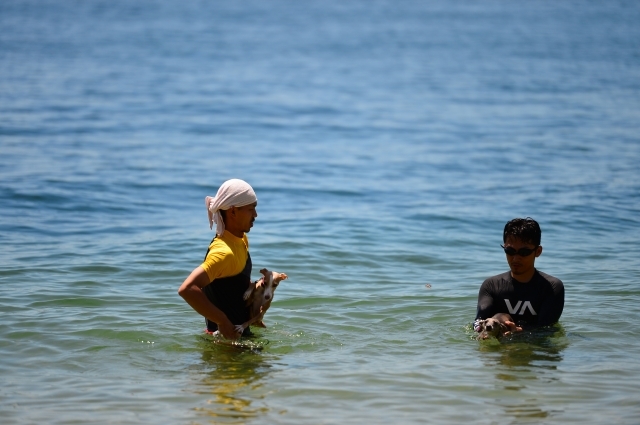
[1, 0, 640, 424]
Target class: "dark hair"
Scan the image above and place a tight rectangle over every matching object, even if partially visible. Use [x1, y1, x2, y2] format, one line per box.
[219, 209, 227, 224]
[503, 217, 541, 246]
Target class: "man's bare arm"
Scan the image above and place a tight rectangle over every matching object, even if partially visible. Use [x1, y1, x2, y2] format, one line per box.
[178, 266, 240, 340]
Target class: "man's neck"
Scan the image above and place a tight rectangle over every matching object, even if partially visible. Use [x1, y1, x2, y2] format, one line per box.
[511, 269, 536, 283]
[224, 227, 245, 239]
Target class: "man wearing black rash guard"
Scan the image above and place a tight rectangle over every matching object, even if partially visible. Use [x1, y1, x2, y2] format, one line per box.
[474, 218, 564, 334]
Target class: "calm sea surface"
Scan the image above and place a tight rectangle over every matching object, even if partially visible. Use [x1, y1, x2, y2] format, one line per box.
[2, 1, 640, 424]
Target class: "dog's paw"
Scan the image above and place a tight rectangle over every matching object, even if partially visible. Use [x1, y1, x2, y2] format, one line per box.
[234, 325, 245, 334]
[242, 288, 252, 301]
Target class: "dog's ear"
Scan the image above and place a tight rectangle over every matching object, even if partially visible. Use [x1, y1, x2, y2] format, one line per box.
[271, 273, 285, 286]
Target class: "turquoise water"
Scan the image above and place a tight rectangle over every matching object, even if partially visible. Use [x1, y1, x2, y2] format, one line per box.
[2, 1, 640, 423]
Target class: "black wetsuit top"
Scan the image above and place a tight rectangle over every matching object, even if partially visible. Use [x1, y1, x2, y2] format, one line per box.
[202, 237, 252, 335]
[475, 270, 564, 328]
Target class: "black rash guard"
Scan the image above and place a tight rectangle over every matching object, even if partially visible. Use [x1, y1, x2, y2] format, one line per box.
[475, 270, 564, 328]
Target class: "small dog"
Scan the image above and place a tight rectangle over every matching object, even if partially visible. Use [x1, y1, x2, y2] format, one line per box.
[235, 268, 288, 335]
[475, 313, 518, 340]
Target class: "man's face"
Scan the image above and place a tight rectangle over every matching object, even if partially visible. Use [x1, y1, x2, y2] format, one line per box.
[503, 236, 541, 280]
[232, 202, 258, 233]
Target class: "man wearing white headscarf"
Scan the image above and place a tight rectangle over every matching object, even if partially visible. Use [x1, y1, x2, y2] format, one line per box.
[178, 179, 258, 340]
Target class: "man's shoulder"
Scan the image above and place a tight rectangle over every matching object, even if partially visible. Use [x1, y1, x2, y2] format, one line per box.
[534, 270, 565, 294]
[209, 236, 232, 251]
[205, 232, 249, 264]
[535, 270, 563, 285]
[482, 271, 511, 285]
[205, 237, 235, 261]
[217, 231, 249, 251]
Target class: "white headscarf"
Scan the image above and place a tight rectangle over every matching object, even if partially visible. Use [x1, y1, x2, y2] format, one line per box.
[205, 179, 257, 235]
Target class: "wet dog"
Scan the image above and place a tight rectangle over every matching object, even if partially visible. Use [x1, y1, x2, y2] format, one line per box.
[235, 268, 288, 335]
[475, 313, 517, 340]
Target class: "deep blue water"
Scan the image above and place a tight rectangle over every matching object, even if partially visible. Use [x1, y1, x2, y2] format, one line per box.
[2, 1, 640, 424]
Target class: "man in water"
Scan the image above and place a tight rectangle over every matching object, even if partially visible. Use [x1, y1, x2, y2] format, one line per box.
[178, 179, 258, 340]
[474, 217, 564, 334]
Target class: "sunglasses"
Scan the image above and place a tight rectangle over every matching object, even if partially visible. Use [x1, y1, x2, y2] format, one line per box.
[501, 244, 538, 257]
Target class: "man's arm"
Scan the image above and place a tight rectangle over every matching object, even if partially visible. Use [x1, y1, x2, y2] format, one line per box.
[475, 281, 496, 321]
[178, 266, 241, 340]
[474, 281, 495, 332]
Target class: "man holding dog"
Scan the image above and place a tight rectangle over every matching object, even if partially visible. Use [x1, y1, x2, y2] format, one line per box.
[474, 217, 564, 334]
[178, 179, 258, 340]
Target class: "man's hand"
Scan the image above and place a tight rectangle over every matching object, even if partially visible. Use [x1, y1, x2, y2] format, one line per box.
[217, 318, 242, 340]
[502, 320, 523, 336]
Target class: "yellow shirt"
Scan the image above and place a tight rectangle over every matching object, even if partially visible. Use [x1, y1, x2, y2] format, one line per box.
[200, 231, 249, 283]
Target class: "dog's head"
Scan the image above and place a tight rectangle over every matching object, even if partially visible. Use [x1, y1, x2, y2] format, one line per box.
[258, 269, 288, 302]
[476, 317, 507, 340]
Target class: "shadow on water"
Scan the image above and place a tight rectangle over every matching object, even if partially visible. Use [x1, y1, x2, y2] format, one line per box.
[476, 325, 569, 422]
[191, 333, 277, 423]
